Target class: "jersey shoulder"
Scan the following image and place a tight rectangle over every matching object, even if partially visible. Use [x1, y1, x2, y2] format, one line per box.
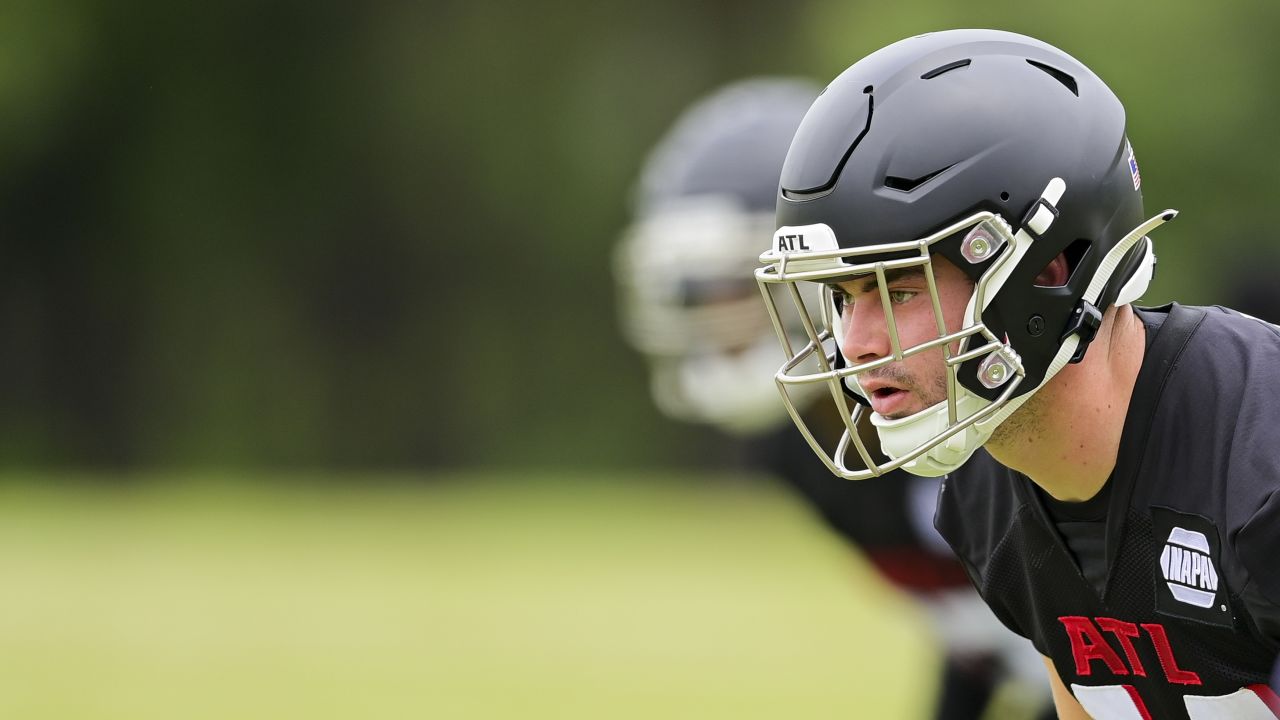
[935, 450, 1026, 581]
[1135, 303, 1280, 503]
[1136, 303, 1280, 642]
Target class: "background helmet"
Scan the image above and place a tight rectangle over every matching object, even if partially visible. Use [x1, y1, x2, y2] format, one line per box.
[756, 29, 1175, 477]
[614, 78, 821, 434]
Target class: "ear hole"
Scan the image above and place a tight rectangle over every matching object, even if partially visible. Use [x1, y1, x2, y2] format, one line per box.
[1034, 239, 1092, 288]
[1062, 239, 1092, 282]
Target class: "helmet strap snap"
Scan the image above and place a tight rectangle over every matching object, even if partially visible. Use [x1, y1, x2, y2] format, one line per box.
[1061, 300, 1103, 364]
[1020, 177, 1067, 236]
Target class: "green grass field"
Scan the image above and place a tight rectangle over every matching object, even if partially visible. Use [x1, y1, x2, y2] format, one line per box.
[0, 472, 936, 719]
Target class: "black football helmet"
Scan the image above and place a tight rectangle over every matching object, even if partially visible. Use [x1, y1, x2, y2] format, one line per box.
[755, 29, 1176, 478]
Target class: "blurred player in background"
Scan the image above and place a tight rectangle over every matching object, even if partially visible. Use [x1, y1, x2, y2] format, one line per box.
[614, 78, 1053, 720]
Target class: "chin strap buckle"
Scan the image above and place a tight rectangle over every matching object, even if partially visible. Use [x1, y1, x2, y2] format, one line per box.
[1062, 300, 1103, 364]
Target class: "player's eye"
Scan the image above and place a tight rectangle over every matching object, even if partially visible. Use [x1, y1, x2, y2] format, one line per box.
[888, 289, 917, 305]
[829, 286, 853, 313]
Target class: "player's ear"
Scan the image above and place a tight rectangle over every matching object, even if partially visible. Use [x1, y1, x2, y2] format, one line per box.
[1034, 252, 1071, 288]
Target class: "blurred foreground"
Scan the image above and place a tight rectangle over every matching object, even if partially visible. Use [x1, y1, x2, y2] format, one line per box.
[0, 473, 933, 718]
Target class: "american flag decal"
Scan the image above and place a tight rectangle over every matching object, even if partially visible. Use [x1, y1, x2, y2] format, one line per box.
[1127, 141, 1141, 190]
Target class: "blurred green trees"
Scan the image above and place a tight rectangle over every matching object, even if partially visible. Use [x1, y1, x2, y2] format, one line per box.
[2, 0, 1276, 469]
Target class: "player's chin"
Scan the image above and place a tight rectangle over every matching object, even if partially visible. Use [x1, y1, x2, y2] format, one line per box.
[884, 392, 951, 421]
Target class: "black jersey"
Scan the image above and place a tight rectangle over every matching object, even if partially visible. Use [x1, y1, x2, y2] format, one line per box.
[937, 303, 1280, 720]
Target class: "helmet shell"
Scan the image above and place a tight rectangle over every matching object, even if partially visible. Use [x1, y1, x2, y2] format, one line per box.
[777, 29, 1145, 396]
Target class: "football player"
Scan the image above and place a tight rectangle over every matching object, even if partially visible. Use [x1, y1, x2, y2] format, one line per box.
[616, 78, 1054, 720]
[754, 29, 1280, 720]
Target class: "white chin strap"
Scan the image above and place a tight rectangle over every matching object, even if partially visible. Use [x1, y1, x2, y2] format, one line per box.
[872, 209, 1175, 478]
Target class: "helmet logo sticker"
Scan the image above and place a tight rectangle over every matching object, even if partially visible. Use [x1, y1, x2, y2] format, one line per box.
[775, 233, 811, 252]
[1128, 141, 1142, 190]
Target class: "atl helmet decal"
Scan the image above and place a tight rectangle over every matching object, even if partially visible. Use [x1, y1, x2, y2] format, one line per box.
[1159, 527, 1219, 609]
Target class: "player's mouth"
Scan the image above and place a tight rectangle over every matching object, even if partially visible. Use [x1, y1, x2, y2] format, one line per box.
[869, 388, 911, 416]
[860, 379, 912, 417]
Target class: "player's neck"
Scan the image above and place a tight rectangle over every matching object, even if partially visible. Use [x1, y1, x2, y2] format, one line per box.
[985, 306, 1146, 502]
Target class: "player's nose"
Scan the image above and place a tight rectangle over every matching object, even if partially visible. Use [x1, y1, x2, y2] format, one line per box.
[840, 296, 892, 365]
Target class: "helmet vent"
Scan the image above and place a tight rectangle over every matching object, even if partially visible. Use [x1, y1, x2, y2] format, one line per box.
[1026, 59, 1079, 96]
[920, 59, 971, 79]
[781, 92, 874, 200]
[883, 164, 954, 192]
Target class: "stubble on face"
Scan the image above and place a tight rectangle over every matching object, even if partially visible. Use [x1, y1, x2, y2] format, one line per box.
[987, 382, 1049, 449]
[849, 256, 976, 419]
[860, 350, 952, 418]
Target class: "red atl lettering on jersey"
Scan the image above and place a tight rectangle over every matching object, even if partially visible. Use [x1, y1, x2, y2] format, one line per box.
[1095, 617, 1146, 677]
[1140, 623, 1202, 685]
[1057, 616, 1202, 685]
[1059, 616, 1128, 676]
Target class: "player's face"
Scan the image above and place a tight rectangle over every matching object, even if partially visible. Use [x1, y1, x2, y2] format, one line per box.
[831, 258, 974, 419]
